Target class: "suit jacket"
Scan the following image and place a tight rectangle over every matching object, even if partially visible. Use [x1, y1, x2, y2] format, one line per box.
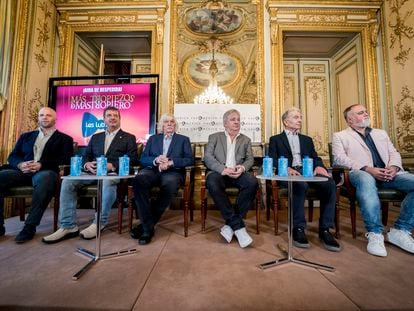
[332, 127, 403, 171]
[204, 132, 254, 174]
[84, 129, 139, 172]
[268, 132, 325, 173]
[7, 130, 73, 173]
[139, 133, 194, 170]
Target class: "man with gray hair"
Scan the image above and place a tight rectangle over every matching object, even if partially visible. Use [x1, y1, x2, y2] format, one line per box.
[131, 113, 194, 245]
[204, 109, 258, 248]
[332, 104, 414, 257]
[269, 107, 340, 252]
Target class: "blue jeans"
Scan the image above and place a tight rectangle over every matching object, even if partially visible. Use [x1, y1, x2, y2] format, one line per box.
[349, 170, 414, 233]
[0, 169, 57, 227]
[206, 171, 258, 231]
[58, 177, 118, 229]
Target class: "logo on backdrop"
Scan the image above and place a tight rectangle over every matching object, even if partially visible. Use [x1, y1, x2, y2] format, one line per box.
[81, 112, 106, 137]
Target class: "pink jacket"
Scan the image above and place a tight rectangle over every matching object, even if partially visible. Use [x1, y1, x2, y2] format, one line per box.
[332, 127, 403, 171]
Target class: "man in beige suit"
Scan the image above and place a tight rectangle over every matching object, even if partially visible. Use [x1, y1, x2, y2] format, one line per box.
[204, 109, 258, 248]
[332, 104, 414, 257]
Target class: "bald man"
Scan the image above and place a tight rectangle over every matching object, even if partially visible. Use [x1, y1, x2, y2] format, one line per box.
[0, 107, 73, 243]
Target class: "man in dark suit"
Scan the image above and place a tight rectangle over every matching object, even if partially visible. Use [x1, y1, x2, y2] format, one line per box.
[0, 107, 73, 243]
[43, 106, 138, 243]
[204, 109, 258, 248]
[269, 107, 340, 252]
[131, 113, 194, 245]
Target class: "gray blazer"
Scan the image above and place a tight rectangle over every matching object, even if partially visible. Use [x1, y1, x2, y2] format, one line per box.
[204, 132, 254, 174]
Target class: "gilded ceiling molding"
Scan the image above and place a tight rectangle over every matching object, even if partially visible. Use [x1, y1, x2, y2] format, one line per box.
[387, 0, 414, 67]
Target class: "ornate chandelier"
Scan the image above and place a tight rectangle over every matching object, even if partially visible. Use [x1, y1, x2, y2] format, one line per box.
[194, 48, 233, 105]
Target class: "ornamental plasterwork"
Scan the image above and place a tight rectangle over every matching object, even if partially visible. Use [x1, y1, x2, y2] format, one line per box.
[283, 63, 294, 73]
[283, 78, 294, 107]
[90, 16, 136, 23]
[310, 131, 324, 154]
[388, 0, 414, 67]
[395, 85, 414, 153]
[25, 89, 42, 132]
[303, 64, 325, 73]
[305, 77, 324, 107]
[35, 1, 52, 71]
[298, 14, 346, 23]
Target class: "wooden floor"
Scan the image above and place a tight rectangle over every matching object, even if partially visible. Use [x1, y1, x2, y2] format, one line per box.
[0, 205, 413, 311]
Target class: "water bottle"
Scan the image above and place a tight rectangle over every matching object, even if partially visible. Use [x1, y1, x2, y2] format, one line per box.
[96, 155, 107, 176]
[70, 155, 82, 176]
[278, 156, 288, 177]
[262, 156, 273, 177]
[302, 156, 314, 177]
[118, 155, 130, 176]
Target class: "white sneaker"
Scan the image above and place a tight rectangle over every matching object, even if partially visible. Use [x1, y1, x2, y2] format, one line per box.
[80, 223, 105, 240]
[387, 228, 414, 254]
[365, 232, 387, 257]
[220, 225, 234, 243]
[234, 227, 253, 248]
[42, 227, 79, 244]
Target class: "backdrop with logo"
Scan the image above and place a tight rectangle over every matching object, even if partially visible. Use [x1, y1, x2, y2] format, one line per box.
[174, 104, 261, 142]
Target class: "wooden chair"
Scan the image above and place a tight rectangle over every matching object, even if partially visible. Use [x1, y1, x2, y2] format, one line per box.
[328, 143, 408, 239]
[266, 143, 343, 237]
[126, 143, 195, 237]
[199, 143, 262, 234]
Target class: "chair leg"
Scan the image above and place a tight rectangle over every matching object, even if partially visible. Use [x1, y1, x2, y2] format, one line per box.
[127, 188, 134, 232]
[381, 202, 389, 226]
[334, 188, 340, 238]
[53, 197, 59, 232]
[117, 201, 123, 234]
[350, 200, 357, 239]
[255, 192, 260, 234]
[308, 200, 314, 222]
[201, 198, 206, 233]
[15, 198, 25, 222]
[183, 198, 189, 237]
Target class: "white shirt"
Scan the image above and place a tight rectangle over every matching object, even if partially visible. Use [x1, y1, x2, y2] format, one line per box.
[104, 128, 120, 154]
[224, 131, 240, 168]
[285, 129, 301, 167]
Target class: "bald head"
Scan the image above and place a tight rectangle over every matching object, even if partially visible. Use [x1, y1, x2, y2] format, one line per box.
[38, 107, 57, 131]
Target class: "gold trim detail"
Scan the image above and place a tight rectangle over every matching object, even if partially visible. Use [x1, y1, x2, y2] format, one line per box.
[395, 85, 414, 154]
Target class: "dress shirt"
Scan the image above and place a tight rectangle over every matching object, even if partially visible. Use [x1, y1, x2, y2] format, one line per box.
[224, 131, 240, 168]
[163, 133, 174, 156]
[104, 128, 120, 154]
[33, 128, 56, 162]
[285, 129, 301, 167]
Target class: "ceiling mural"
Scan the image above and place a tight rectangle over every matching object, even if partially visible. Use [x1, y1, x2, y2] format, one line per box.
[175, 0, 258, 104]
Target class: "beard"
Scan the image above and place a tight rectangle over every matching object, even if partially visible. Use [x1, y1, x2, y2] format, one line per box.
[355, 117, 370, 128]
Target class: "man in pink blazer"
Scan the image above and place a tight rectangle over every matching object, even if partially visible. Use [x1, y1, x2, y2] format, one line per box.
[332, 104, 414, 257]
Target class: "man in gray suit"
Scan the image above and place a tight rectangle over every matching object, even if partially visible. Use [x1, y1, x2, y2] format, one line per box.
[43, 107, 138, 243]
[204, 109, 258, 248]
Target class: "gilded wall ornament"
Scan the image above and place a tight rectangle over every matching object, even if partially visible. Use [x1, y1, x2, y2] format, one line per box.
[34, 1, 52, 71]
[298, 14, 346, 23]
[388, 0, 414, 67]
[26, 89, 43, 132]
[396, 85, 414, 153]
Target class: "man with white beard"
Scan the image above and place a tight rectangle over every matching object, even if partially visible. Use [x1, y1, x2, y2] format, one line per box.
[332, 104, 414, 257]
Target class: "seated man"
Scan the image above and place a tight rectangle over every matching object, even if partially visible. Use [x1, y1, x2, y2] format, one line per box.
[204, 109, 258, 248]
[43, 106, 138, 243]
[131, 113, 194, 245]
[269, 107, 340, 252]
[0, 107, 73, 243]
[332, 104, 414, 257]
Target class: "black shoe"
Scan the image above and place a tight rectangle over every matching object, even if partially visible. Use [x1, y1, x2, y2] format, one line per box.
[319, 229, 341, 252]
[0, 225, 5, 237]
[15, 225, 36, 244]
[130, 224, 143, 239]
[138, 230, 154, 245]
[292, 227, 310, 248]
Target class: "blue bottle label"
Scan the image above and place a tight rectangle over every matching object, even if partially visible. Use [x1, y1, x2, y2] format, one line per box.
[70, 156, 82, 176]
[302, 157, 313, 177]
[262, 157, 273, 177]
[278, 157, 288, 177]
[96, 156, 107, 176]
